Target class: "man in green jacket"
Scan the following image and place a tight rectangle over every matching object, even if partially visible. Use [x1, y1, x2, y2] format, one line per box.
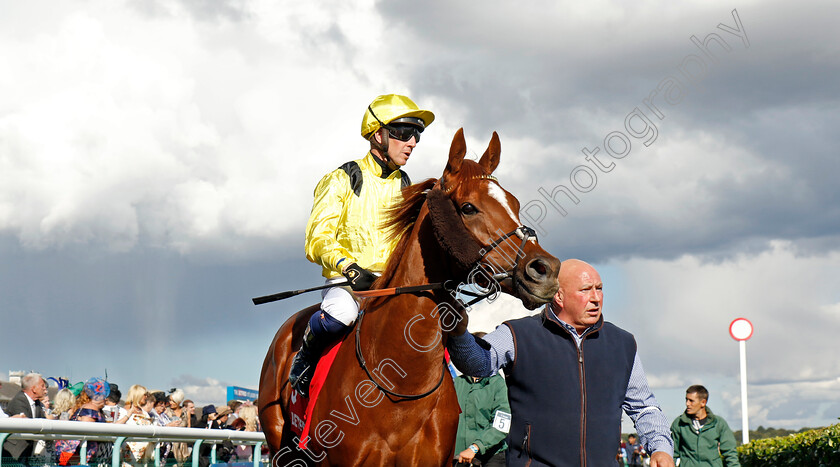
[671, 385, 741, 467]
[453, 337, 510, 467]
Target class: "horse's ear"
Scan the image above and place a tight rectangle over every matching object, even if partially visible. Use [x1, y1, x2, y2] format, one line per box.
[478, 131, 501, 174]
[446, 128, 467, 175]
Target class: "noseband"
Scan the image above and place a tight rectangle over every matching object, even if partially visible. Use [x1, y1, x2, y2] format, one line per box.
[479, 225, 539, 297]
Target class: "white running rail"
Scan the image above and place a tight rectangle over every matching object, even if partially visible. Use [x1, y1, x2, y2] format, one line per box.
[0, 419, 266, 467]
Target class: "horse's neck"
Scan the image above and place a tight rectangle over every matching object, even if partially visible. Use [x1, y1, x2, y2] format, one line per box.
[395, 208, 465, 284]
[362, 211, 458, 358]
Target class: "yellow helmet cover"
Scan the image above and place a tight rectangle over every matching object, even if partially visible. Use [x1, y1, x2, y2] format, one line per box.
[361, 94, 435, 139]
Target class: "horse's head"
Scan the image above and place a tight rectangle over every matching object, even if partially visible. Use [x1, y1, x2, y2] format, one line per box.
[427, 128, 561, 309]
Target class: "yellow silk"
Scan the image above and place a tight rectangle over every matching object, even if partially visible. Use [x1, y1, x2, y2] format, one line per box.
[305, 153, 405, 278]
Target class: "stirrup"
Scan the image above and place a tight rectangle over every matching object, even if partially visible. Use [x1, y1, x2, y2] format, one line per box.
[289, 353, 315, 397]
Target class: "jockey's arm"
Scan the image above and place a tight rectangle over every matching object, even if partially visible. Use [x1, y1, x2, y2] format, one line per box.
[305, 170, 355, 274]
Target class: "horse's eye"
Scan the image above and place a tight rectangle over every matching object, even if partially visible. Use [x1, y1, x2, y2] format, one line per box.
[460, 203, 478, 215]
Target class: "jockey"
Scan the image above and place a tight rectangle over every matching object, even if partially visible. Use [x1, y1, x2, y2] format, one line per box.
[289, 94, 435, 397]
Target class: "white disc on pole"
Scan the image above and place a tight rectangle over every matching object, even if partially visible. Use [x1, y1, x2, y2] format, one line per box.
[729, 317, 753, 341]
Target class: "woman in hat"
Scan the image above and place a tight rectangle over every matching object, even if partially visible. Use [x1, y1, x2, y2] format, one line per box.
[197, 405, 234, 466]
[54, 377, 110, 465]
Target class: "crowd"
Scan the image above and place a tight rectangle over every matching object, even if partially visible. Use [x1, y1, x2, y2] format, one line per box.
[0, 374, 262, 466]
[1, 361, 740, 467]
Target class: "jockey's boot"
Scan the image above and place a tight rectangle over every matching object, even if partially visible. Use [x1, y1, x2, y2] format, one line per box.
[289, 310, 352, 398]
[289, 323, 322, 398]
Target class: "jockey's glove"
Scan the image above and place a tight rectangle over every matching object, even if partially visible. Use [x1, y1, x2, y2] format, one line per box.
[343, 263, 377, 291]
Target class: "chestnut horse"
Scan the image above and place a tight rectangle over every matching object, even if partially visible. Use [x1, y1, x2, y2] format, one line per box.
[259, 129, 562, 466]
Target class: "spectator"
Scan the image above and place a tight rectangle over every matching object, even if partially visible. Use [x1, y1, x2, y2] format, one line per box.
[148, 392, 179, 463]
[166, 389, 190, 463]
[151, 392, 181, 427]
[618, 441, 628, 466]
[123, 384, 153, 462]
[226, 399, 243, 424]
[181, 399, 197, 428]
[626, 433, 646, 467]
[145, 391, 161, 424]
[51, 388, 76, 421]
[0, 381, 26, 419]
[166, 389, 185, 421]
[103, 384, 129, 423]
[2, 372, 52, 464]
[174, 399, 198, 464]
[197, 405, 233, 467]
[54, 377, 110, 465]
[36, 377, 54, 419]
[33, 377, 55, 461]
[453, 333, 509, 467]
[215, 405, 232, 427]
[671, 385, 740, 467]
[239, 404, 259, 431]
[230, 404, 259, 461]
[197, 405, 220, 429]
[448, 259, 675, 467]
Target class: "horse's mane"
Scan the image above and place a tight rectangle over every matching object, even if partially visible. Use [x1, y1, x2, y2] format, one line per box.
[370, 178, 437, 292]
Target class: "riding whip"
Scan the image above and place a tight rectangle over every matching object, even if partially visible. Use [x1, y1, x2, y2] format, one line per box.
[252, 281, 351, 305]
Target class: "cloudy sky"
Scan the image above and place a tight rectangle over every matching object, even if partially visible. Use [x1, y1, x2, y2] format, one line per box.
[1, 0, 838, 432]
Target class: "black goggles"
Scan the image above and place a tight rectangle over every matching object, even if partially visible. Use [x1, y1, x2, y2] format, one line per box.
[386, 123, 422, 142]
[368, 105, 424, 142]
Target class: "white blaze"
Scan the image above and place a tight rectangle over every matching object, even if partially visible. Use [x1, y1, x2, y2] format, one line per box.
[487, 183, 518, 224]
[487, 182, 537, 244]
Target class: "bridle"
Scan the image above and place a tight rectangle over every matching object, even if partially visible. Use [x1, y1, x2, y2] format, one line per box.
[354, 203, 539, 400]
[477, 225, 539, 299]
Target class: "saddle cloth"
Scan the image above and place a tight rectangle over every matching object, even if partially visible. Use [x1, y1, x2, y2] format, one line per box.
[289, 340, 343, 449]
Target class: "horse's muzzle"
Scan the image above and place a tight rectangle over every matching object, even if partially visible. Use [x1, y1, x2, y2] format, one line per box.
[516, 255, 561, 309]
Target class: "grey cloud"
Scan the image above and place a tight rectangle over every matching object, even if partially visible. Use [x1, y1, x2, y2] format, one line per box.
[178, 0, 251, 22]
[522, 181, 840, 266]
[377, 2, 753, 135]
[755, 391, 838, 427]
[0, 237, 320, 389]
[378, 0, 840, 262]
[130, 0, 252, 22]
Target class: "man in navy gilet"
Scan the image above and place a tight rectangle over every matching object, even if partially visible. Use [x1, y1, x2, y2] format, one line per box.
[448, 259, 675, 467]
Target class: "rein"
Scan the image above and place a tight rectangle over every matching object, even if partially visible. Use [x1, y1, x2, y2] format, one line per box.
[352, 224, 538, 400]
[354, 310, 448, 401]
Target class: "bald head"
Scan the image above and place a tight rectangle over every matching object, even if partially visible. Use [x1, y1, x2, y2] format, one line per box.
[557, 259, 592, 285]
[552, 259, 603, 333]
